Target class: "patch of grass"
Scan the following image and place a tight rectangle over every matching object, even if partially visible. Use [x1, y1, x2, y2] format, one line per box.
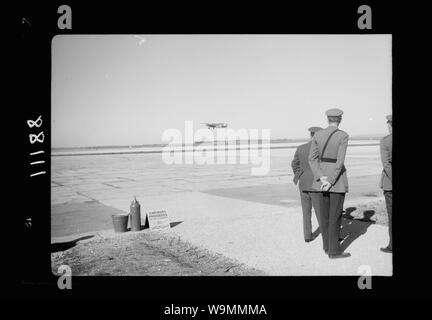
[51, 231, 265, 276]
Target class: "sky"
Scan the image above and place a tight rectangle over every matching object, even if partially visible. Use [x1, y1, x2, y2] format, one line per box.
[52, 35, 392, 148]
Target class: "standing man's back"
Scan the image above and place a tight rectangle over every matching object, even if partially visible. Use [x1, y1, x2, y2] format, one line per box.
[310, 127, 349, 193]
[293, 141, 317, 191]
[309, 108, 350, 259]
[291, 127, 323, 242]
[380, 115, 392, 253]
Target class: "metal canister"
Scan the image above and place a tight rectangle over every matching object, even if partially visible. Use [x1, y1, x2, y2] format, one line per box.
[130, 196, 141, 231]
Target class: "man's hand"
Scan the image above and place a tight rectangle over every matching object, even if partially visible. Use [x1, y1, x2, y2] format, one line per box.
[321, 180, 332, 192]
[320, 176, 328, 184]
[319, 176, 331, 191]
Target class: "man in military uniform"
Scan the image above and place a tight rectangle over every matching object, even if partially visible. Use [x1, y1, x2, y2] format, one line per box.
[291, 126, 323, 242]
[309, 108, 351, 259]
[380, 115, 392, 253]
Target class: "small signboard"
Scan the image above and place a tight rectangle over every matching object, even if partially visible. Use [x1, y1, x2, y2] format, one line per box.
[145, 210, 171, 231]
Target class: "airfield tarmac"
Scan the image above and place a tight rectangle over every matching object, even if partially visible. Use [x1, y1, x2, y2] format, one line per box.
[51, 142, 392, 276]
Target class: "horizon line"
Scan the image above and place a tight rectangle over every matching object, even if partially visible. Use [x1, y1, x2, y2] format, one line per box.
[52, 133, 386, 150]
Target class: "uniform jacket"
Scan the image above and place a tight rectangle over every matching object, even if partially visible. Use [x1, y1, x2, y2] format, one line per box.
[379, 134, 392, 191]
[291, 141, 316, 192]
[308, 126, 349, 193]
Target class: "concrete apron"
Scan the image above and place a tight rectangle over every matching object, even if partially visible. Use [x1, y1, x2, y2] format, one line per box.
[94, 191, 392, 276]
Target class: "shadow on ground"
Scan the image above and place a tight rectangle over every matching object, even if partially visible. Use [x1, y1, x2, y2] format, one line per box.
[51, 235, 95, 252]
[129, 220, 183, 231]
[170, 221, 183, 228]
[51, 221, 183, 252]
[339, 207, 375, 251]
[311, 227, 320, 240]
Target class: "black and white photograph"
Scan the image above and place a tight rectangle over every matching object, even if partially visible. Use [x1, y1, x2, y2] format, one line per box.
[15, 2, 430, 303]
[50, 34, 392, 276]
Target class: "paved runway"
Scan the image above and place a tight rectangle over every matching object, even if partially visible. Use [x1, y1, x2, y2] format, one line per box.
[51, 143, 392, 275]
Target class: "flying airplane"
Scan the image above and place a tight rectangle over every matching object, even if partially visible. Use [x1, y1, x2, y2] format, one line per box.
[202, 123, 228, 129]
[133, 35, 146, 46]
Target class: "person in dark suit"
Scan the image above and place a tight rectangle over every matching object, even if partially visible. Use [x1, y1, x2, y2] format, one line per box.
[309, 108, 351, 259]
[291, 126, 323, 242]
[380, 115, 392, 253]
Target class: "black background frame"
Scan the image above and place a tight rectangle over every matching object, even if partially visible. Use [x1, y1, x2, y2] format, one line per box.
[13, 0, 428, 302]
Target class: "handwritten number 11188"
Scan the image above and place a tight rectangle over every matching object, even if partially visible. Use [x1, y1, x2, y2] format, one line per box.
[27, 115, 46, 177]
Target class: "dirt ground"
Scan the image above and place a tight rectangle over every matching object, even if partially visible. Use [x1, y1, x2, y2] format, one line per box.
[51, 198, 388, 276]
[51, 230, 265, 276]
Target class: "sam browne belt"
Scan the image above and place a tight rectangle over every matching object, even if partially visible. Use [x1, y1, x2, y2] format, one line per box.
[320, 157, 337, 163]
[319, 129, 340, 164]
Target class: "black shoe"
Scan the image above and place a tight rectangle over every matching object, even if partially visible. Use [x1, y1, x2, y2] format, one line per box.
[380, 246, 392, 253]
[305, 239, 313, 243]
[329, 252, 351, 259]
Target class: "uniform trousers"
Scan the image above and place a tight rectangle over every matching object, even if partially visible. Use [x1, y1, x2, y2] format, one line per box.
[384, 190, 392, 250]
[300, 191, 321, 241]
[318, 192, 345, 255]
